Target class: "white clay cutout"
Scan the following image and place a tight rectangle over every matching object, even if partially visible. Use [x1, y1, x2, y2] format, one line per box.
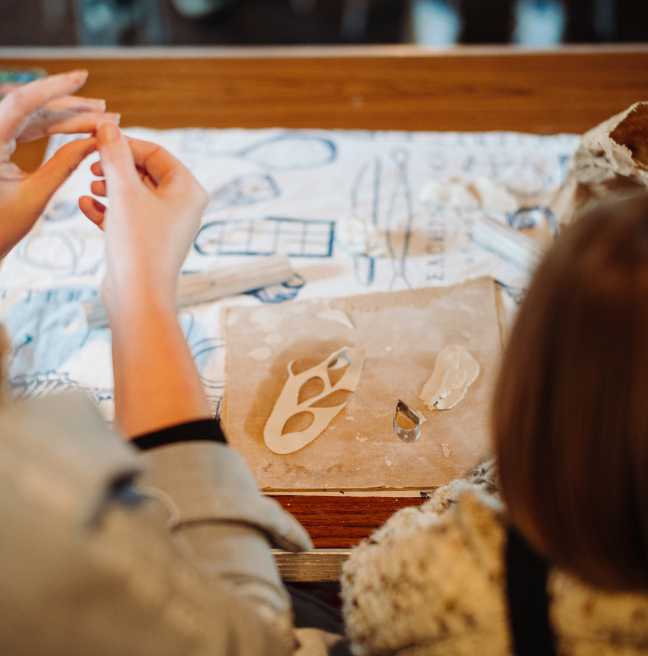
[316, 309, 355, 329]
[419, 344, 480, 410]
[264, 346, 367, 454]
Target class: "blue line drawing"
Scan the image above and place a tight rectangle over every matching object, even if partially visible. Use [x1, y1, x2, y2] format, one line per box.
[190, 337, 226, 391]
[189, 336, 225, 419]
[426, 152, 447, 173]
[194, 217, 335, 258]
[44, 199, 80, 222]
[10, 371, 113, 404]
[246, 272, 306, 303]
[508, 206, 558, 236]
[236, 134, 337, 171]
[206, 174, 280, 213]
[495, 280, 526, 305]
[558, 154, 571, 185]
[17, 232, 81, 276]
[12, 334, 33, 357]
[350, 157, 381, 286]
[385, 149, 414, 291]
[489, 155, 552, 198]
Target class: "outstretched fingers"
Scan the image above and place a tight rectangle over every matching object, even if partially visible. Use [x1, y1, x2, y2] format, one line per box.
[0, 71, 89, 144]
[45, 95, 106, 114]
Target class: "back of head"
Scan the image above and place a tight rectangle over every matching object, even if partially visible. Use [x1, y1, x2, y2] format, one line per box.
[494, 192, 648, 591]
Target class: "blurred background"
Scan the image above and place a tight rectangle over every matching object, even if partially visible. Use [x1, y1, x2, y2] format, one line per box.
[0, 0, 646, 47]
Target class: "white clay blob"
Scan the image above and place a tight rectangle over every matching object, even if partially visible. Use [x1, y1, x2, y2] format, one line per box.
[419, 177, 519, 213]
[264, 333, 283, 345]
[336, 218, 386, 258]
[316, 309, 355, 330]
[420, 178, 479, 209]
[248, 347, 273, 361]
[264, 345, 367, 455]
[472, 177, 519, 212]
[419, 344, 480, 410]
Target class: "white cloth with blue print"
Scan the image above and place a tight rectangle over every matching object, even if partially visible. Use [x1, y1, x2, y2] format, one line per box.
[0, 127, 580, 422]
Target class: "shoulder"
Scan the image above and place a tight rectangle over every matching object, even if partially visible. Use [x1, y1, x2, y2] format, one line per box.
[550, 569, 648, 654]
[341, 483, 510, 656]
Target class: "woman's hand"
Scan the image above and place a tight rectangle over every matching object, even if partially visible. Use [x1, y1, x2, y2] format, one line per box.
[79, 123, 209, 316]
[79, 123, 211, 437]
[0, 70, 119, 258]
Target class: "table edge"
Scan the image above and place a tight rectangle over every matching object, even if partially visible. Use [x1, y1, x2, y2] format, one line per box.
[1, 43, 648, 60]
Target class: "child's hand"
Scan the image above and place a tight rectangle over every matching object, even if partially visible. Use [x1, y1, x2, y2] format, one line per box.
[79, 124, 209, 322]
[0, 70, 118, 258]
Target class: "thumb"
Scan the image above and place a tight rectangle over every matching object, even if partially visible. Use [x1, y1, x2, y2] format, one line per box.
[96, 123, 140, 194]
[22, 136, 97, 216]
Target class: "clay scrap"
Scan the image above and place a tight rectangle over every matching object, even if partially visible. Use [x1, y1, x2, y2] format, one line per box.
[419, 177, 519, 213]
[264, 346, 367, 455]
[336, 218, 386, 257]
[316, 308, 355, 329]
[420, 345, 480, 410]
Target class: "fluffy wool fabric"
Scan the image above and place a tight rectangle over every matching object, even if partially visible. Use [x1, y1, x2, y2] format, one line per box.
[341, 461, 648, 656]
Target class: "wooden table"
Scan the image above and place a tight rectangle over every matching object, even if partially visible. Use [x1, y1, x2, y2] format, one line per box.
[2, 44, 648, 560]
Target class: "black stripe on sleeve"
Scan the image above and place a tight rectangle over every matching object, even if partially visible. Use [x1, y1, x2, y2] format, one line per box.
[132, 418, 227, 451]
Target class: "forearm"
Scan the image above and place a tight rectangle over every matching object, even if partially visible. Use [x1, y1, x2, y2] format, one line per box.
[109, 292, 211, 438]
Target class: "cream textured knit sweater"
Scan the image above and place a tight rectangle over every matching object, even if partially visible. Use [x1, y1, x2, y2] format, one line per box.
[341, 462, 648, 656]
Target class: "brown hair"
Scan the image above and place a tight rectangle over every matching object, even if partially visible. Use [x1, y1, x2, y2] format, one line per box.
[494, 192, 648, 591]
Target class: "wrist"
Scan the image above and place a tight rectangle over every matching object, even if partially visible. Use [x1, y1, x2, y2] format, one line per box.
[103, 283, 177, 333]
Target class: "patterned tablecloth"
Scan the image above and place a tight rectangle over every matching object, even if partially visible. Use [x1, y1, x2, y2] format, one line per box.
[0, 127, 580, 422]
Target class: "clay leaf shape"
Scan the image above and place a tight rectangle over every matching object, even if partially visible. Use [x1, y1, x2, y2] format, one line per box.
[419, 344, 480, 411]
[264, 346, 367, 455]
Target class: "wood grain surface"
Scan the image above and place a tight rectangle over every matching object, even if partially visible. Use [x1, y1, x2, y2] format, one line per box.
[4, 46, 648, 172]
[2, 46, 647, 547]
[271, 495, 426, 548]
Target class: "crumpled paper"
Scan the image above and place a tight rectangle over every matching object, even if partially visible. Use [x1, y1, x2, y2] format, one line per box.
[553, 102, 648, 228]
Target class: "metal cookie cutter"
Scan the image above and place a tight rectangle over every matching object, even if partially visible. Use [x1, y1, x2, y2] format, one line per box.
[393, 399, 421, 443]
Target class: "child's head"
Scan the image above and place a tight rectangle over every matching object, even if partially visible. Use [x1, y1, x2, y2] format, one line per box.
[494, 192, 648, 591]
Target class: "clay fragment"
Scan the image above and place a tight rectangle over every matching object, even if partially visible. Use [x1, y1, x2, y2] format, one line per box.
[264, 346, 367, 454]
[316, 309, 354, 329]
[419, 176, 518, 213]
[336, 218, 385, 257]
[420, 345, 480, 410]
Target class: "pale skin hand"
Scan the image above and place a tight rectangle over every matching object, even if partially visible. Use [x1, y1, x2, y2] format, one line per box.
[0, 70, 119, 258]
[80, 123, 212, 438]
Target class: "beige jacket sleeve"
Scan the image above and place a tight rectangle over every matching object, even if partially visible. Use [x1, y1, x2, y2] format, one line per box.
[0, 392, 310, 656]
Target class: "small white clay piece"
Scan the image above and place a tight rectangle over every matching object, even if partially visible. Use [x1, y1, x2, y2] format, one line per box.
[316, 309, 355, 329]
[419, 345, 480, 411]
[419, 177, 518, 213]
[264, 346, 367, 455]
[336, 218, 386, 258]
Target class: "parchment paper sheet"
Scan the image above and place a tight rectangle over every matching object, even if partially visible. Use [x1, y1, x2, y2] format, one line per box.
[224, 277, 501, 491]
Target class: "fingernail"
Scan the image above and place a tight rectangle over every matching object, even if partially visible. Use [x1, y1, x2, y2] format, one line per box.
[70, 69, 89, 81]
[85, 98, 106, 111]
[98, 122, 120, 144]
